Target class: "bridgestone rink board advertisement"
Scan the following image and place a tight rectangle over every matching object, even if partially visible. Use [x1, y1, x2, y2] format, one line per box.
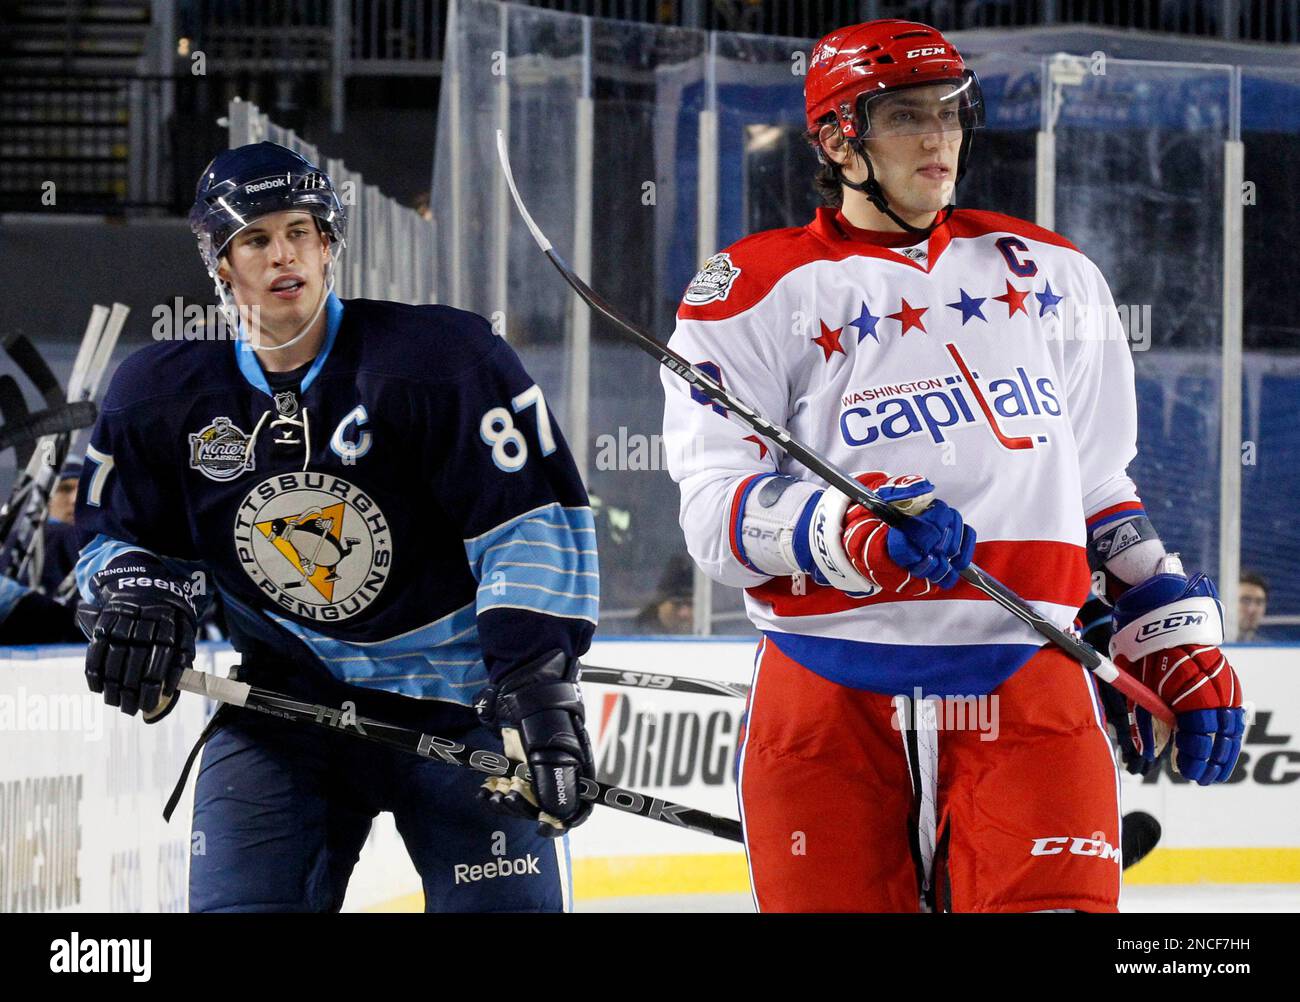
[0, 640, 1296, 911]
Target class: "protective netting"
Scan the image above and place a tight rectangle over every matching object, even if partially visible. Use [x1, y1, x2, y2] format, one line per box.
[433, 0, 1299, 638]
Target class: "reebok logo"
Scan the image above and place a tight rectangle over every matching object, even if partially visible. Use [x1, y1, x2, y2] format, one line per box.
[50, 933, 151, 982]
[245, 177, 287, 193]
[453, 854, 542, 885]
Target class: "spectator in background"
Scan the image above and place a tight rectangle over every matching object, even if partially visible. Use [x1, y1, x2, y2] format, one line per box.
[0, 458, 85, 643]
[0, 458, 82, 596]
[1236, 571, 1270, 642]
[633, 553, 694, 634]
[39, 458, 82, 594]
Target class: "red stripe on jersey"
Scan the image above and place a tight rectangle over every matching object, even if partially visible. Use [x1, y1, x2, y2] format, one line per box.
[1086, 500, 1145, 530]
[728, 474, 765, 571]
[944, 210, 1081, 253]
[748, 539, 1089, 617]
[678, 207, 1082, 323]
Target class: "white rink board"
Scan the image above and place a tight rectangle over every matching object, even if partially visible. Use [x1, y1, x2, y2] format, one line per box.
[566, 639, 755, 861]
[1120, 645, 1300, 848]
[575, 640, 1300, 858]
[0, 644, 417, 913]
[2, 640, 1297, 912]
[0, 646, 226, 913]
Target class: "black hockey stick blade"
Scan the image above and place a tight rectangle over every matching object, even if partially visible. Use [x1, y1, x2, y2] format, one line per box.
[493, 130, 1175, 729]
[2, 332, 65, 410]
[179, 669, 744, 843]
[0, 374, 33, 467]
[0, 400, 97, 454]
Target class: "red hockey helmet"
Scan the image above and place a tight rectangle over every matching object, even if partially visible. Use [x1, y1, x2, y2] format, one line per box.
[804, 20, 984, 235]
[805, 19, 982, 140]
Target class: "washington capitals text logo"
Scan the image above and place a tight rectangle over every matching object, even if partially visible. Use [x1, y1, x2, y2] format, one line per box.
[838, 343, 1060, 452]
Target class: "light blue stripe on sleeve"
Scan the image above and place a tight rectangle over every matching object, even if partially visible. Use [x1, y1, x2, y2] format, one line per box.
[75, 533, 152, 604]
[75, 533, 209, 614]
[465, 503, 598, 624]
[263, 600, 490, 704]
[0, 574, 30, 620]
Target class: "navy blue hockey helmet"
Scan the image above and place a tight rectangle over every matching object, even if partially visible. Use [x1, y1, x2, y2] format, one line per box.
[188, 141, 347, 277]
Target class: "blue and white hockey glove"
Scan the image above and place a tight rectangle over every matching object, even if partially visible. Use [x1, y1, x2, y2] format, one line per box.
[474, 650, 595, 837]
[77, 554, 197, 722]
[806, 472, 976, 595]
[1111, 571, 1246, 786]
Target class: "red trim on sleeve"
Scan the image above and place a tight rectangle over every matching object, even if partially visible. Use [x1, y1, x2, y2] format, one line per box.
[728, 474, 764, 571]
[1086, 500, 1146, 530]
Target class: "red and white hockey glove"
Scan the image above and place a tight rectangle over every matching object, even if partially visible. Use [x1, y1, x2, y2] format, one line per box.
[805, 472, 976, 596]
[1110, 572, 1246, 785]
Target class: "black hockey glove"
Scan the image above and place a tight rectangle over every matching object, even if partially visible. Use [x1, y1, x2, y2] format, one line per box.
[474, 650, 595, 837]
[77, 555, 197, 723]
[1079, 594, 1158, 777]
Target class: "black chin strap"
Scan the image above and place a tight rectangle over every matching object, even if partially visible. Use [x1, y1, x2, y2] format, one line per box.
[833, 135, 966, 238]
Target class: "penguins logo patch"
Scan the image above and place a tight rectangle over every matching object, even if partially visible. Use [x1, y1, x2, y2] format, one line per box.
[234, 472, 391, 621]
[189, 416, 255, 482]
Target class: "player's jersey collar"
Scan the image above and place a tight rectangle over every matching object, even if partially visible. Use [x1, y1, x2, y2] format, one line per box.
[811, 207, 954, 272]
[234, 291, 344, 397]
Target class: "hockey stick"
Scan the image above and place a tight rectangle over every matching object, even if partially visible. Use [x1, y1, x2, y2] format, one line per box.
[0, 374, 34, 467]
[2, 304, 126, 586]
[2, 331, 65, 410]
[581, 664, 750, 699]
[177, 668, 743, 843]
[494, 131, 1176, 729]
[0, 400, 97, 454]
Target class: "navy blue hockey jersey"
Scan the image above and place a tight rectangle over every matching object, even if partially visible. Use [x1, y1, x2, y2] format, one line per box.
[75, 294, 598, 708]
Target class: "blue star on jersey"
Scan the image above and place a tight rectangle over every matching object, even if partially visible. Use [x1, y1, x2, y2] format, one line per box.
[946, 288, 987, 325]
[1035, 281, 1064, 317]
[849, 301, 881, 344]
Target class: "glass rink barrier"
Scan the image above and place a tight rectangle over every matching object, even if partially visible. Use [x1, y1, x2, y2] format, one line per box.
[434, 0, 1300, 645]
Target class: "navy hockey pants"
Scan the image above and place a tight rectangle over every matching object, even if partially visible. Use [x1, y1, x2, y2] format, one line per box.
[187, 707, 573, 912]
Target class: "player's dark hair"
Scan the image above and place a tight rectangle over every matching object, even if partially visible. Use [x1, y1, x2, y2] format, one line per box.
[808, 115, 845, 209]
[1240, 571, 1269, 596]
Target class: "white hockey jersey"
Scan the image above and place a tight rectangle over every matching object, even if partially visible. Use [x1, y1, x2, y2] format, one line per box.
[662, 206, 1146, 696]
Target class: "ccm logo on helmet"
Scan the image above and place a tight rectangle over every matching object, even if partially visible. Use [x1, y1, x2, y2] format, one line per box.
[245, 178, 287, 193]
[1030, 836, 1121, 862]
[906, 46, 946, 58]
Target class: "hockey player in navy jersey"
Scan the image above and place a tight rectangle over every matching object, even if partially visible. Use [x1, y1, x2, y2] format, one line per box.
[74, 142, 598, 912]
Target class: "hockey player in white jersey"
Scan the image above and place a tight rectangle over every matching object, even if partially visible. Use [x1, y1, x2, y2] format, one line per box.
[661, 19, 1245, 912]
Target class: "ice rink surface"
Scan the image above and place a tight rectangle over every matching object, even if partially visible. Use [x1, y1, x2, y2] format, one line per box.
[579, 885, 1299, 913]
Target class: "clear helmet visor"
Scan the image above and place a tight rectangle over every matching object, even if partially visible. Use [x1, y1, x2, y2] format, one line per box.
[858, 73, 985, 139]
